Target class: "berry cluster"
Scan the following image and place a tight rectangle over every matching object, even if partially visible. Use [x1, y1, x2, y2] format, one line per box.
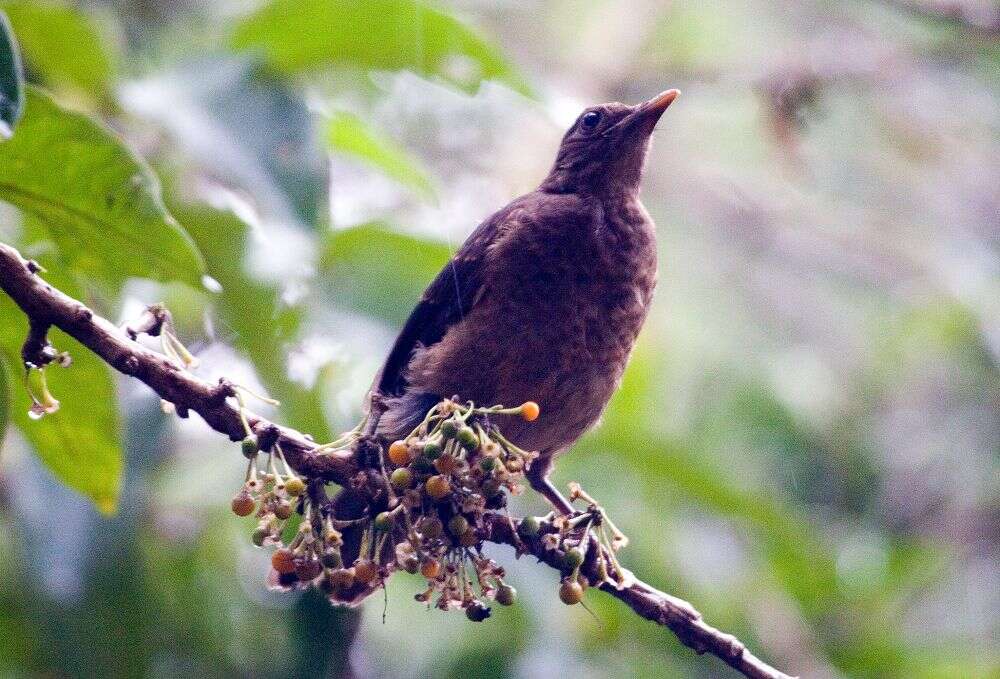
[231, 398, 543, 619]
[379, 399, 541, 618]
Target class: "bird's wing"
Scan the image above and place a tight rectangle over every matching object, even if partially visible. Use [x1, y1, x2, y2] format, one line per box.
[373, 202, 517, 397]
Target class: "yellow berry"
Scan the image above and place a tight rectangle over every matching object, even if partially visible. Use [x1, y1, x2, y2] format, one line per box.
[425, 475, 451, 500]
[285, 477, 306, 496]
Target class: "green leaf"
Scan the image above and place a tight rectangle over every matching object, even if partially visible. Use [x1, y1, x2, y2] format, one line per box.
[326, 111, 434, 198]
[173, 201, 332, 441]
[0, 0, 113, 97]
[230, 0, 530, 96]
[319, 223, 450, 326]
[0, 9, 24, 139]
[0, 87, 206, 288]
[0, 268, 122, 514]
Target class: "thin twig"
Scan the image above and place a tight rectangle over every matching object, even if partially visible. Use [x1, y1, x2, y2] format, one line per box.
[0, 240, 795, 679]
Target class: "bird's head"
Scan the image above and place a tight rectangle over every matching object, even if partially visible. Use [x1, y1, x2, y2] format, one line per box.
[541, 89, 679, 196]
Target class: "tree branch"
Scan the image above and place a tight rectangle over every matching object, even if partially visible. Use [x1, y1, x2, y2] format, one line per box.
[0, 240, 795, 679]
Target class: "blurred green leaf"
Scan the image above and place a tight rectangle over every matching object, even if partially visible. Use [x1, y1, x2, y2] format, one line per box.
[0, 352, 8, 449]
[0, 87, 206, 288]
[174, 201, 332, 440]
[0, 0, 113, 97]
[319, 222, 450, 326]
[0, 9, 23, 139]
[0, 268, 122, 514]
[326, 111, 434, 198]
[230, 0, 530, 96]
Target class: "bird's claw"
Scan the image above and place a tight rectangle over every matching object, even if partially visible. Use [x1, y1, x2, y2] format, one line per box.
[553, 483, 631, 589]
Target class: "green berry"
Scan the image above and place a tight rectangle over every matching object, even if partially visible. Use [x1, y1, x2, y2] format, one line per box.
[251, 526, 269, 547]
[457, 426, 478, 450]
[479, 456, 497, 472]
[390, 467, 413, 489]
[374, 511, 393, 532]
[241, 436, 259, 459]
[518, 516, 540, 537]
[563, 547, 584, 570]
[439, 418, 459, 438]
[423, 440, 443, 459]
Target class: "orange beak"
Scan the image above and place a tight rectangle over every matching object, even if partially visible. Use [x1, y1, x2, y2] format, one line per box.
[645, 89, 681, 114]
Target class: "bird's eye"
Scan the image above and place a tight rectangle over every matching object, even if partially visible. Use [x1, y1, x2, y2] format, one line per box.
[580, 111, 602, 130]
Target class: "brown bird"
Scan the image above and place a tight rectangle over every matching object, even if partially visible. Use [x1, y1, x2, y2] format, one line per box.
[373, 88, 679, 512]
[326, 89, 678, 604]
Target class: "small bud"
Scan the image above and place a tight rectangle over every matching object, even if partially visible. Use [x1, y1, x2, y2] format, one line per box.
[495, 584, 517, 606]
[402, 555, 420, 573]
[559, 579, 584, 605]
[485, 492, 507, 510]
[479, 456, 497, 472]
[520, 401, 540, 421]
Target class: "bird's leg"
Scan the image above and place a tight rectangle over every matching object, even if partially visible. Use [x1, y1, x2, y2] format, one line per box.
[568, 482, 629, 551]
[526, 459, 574, 515]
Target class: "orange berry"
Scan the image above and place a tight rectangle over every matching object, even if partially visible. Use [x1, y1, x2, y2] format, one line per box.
[271, 548, 297, 575]
[521, 401, 540, 422]
[388, 440, 410, 466]
[420, 559, 441, 579]
[425, 475, 451, 500]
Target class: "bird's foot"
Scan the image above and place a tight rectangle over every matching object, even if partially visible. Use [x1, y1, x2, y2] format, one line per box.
[550, 483, 632, 589]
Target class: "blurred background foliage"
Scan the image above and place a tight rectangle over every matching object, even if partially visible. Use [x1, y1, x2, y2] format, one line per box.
[0, 0, 997, 677]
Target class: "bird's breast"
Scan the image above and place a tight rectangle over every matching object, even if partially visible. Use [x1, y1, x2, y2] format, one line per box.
[408, 196, 657, 454]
